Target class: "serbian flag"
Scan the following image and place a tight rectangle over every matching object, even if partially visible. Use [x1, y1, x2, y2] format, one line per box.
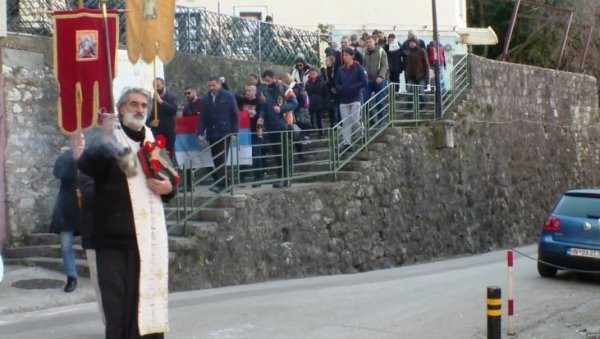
[126, 0, 175, 64]
[53, 9, 119, 135]
[175, 112, 253, 168]
[175, 115, 212, 168]
[226, 110, 252, 166]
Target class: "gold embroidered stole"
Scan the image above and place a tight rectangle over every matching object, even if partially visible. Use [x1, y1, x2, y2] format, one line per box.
[113, 126, 169, 335]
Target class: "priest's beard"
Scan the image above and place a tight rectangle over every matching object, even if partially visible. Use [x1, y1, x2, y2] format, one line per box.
[122, 111, 145, 131]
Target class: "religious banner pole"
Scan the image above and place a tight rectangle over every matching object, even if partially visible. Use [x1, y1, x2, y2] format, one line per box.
[152, 42, 159, 121]
[100, 0, 115, 110]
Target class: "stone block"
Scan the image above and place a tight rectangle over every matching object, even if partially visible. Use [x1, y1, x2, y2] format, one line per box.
[432, 119, 455, 148]
[3, 49, 45, 72]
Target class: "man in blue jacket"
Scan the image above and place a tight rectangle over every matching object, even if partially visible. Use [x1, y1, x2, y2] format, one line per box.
[257, 69, 298, 188]
[335, 47, 368, 151]
[197, 76, 239, 192]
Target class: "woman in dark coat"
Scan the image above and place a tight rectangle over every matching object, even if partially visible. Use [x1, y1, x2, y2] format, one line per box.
[305, 67, 330, 136]
[49, 134, 84, 292]
[322, 55, 340, 126]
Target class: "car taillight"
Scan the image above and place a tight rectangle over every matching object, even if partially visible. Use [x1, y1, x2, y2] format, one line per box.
[542, 216, 561, 231]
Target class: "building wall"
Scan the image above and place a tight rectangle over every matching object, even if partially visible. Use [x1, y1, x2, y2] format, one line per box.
[185, 0, 466, 31]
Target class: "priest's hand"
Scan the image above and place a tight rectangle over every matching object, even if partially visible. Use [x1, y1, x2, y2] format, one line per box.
[147, 172, 173, 195]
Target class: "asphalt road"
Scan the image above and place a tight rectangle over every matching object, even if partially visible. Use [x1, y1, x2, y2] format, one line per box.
[1, 244, 600, 339]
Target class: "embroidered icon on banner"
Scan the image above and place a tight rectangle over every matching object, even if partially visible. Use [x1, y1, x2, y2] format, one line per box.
[143, 0, 157, 20]
[76, 30, 98, 61]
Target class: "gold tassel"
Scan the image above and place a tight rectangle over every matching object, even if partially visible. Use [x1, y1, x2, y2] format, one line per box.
[75, 82, 83, 132]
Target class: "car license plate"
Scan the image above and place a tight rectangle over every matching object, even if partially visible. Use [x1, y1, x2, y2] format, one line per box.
[567, 247, 600, 259]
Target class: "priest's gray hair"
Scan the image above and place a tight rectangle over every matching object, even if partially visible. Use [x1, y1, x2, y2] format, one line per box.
[116, 87, 151, 115]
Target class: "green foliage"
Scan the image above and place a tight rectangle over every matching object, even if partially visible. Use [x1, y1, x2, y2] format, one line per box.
[468, 0, 513, 58]
[468, 0, 600, 99]
[468, 0, 594, 67]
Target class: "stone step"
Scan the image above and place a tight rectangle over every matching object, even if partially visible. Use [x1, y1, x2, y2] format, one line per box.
[21, 233, 60, 246]
[4, 257, 90, 277]
[168, 236, 199, 252]
[367, 143, 387, 153]
[342, 160, 372, 172]
[167, 193, 247, 209]
[296, 136, 329, 149]
[3, 244, 86, 260]
[373, 132, 398, 144]
[169, 220, 218, 238]
[18, 233, 82, 247]
[193, 207, 236, 223]
[293, 161, 331, 173]
[293, 171, 363, 183]
[192, 194, 248, 209]
[335, 171, 364, 181]
[354, 150, 371, 161]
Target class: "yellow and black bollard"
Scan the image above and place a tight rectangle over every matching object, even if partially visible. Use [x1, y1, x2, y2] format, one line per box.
[487, 286, 501, 339]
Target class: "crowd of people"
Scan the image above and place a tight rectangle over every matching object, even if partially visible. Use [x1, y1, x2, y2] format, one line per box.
[126, 30, 449, 193]
[172, 29, 447, 188]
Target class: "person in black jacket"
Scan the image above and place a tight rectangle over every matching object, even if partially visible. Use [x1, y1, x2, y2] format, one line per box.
[257, 69, 298, 188]
[49, 133, 85, 293]
[78, 87, 175, 339]
[305, 67, 329, 136]
[384, 33, 404, 84]
[197, 76, 239, 192]
[322, 55, 340, 126]
[146, 77, 178, 164]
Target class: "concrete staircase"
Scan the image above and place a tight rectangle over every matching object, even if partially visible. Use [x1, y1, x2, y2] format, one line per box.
[2, 233, 90, 277]
[3, 232, 193, 277]
[163, 127, 385, 236]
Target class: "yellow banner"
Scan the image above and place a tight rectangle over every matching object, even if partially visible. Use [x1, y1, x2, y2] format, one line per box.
[126, 0, 175, 64]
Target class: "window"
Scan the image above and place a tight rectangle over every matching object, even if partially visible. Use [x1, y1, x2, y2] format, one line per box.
[233, 6, 267, 21]
[555, 194, 600, 219]
[174, 6, 205, 53]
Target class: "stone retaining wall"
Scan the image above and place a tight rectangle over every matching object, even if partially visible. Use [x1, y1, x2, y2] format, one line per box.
[168, 55, 600, 290]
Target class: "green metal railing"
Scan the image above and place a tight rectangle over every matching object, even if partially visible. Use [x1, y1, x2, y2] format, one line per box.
[442, 54, 470, 115]
[166, 55, 471, 232]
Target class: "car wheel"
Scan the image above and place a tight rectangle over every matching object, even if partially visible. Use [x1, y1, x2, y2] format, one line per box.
[537, 261, 558, 277]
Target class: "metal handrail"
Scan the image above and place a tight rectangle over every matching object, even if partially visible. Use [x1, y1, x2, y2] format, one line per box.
[166, 55, 471, 232]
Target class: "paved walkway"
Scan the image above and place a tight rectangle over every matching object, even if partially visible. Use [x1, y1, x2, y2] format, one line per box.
[0, 264, 96, 319]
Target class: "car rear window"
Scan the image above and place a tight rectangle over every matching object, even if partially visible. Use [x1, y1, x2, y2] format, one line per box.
[554, 194, 600, 219]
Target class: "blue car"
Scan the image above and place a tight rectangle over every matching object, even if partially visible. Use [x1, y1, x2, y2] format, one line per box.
[537, 189, 600, 277]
